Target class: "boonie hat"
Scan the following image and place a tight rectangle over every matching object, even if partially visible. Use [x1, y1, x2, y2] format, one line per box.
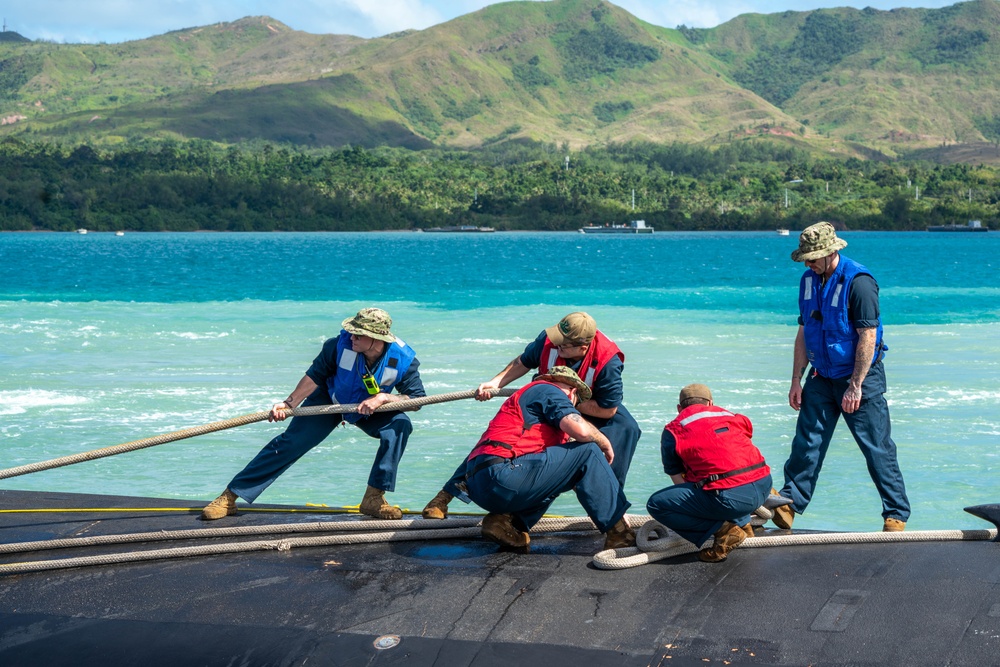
[536, 365, 593, 402]
[342, 307, 395, 342]
[791, 222, 848, 262]
[545, 312, 597, 346]
[678, 383, 713, 407]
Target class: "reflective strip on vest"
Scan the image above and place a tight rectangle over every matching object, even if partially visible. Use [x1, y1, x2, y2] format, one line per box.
[803, 275, 813, 300]
[380, 367, 398, 387]
[678, 410, 735, 427]
[545, 348, 559, 370]
[339, 349, 358, 371]
[583, 366, 596, 386]
[831, 283, 843, 308]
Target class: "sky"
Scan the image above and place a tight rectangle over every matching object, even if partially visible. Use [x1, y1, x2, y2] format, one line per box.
[2, 0, 963, 44]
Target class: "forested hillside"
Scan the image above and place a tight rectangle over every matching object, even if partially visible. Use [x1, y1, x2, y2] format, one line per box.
[3, 0, 998, 155]
[2, 137, 996, 232]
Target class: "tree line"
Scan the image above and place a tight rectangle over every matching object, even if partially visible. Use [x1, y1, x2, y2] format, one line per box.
[0, 136, 998, 232]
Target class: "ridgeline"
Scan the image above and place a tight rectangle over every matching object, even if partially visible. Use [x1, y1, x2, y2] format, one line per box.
[1, 1, 1000, 231]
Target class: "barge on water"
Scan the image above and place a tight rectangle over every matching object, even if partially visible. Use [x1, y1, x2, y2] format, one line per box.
[579, 220, 654, 234]
[927, 219, 989, 232]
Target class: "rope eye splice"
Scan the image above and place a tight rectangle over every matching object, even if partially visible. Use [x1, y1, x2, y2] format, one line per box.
[592, 506, 1000, 570]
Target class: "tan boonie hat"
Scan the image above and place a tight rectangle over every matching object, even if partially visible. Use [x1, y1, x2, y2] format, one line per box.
[545, 312, 597, 346]
[791, 221, 848, 262]
[341, 308, 395, 342]
[536, 365, 593, 402]
[678, 383, 713, 407]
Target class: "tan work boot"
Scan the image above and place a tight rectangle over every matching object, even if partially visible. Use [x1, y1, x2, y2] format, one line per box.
[603, 518, 637, 550]
[883, 517, 906, 532]
[770, 489, 795, 529]
[742, 523, 756, 539]
[421, 490, 453, 520]
[481, 513, 530, 552]
[201, 488, 238, 521]
[699, 521, 748, 563]
[359, 485, 403, 520]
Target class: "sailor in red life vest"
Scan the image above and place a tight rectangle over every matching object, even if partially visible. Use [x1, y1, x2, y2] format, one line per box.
[464, 366, 635, 553]
[422, 312, 641, 521]
[646, 384, 772, 563]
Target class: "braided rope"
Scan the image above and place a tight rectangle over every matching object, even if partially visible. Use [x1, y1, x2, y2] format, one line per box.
[0, 388, 514, 481]
[0, 515, 599, 575]
[591, 519, 999, 570]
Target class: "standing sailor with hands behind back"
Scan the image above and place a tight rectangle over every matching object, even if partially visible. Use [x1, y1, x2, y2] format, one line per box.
[202, 307, 425, 522]
[421, 312, 641, 522]
[772, 222, 909, 532]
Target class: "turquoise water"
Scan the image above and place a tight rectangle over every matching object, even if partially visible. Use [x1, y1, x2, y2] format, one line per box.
[2, 231, 998, 532]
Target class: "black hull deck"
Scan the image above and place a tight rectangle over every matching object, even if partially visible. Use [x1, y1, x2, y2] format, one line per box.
[2, 489, 999, 666]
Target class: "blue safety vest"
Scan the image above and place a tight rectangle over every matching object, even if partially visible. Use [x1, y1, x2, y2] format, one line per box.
[799, 256, 884, 379]
[327, 330, 415, 423]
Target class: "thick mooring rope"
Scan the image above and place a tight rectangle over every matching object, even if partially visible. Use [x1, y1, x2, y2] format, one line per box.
[0, 388, 515, 481]
[0, 515, 601, 575]
[591, 519, 999, 570]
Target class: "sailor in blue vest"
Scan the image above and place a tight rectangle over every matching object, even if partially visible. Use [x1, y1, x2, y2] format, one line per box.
[772, 222, 910, 532]
[202, 308, 425, 521]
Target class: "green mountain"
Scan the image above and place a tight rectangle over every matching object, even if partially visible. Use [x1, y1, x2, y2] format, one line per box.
[691, 0, 1000, 150]
[1, 0, 999, 160]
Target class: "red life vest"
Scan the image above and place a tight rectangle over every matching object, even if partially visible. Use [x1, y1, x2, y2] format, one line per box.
[664, 405, 770, 491]
[467, 381, 570, 461]
[538, 330, 623, 389]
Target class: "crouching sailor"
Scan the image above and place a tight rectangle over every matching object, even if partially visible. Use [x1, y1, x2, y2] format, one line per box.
[646, 384, 772, 562]
[463, 366, 635, 553]
[202, 307, 425, 521]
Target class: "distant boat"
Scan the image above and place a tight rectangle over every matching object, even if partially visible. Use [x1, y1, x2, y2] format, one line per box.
[579, 220, 654, 234]
[115, 231, 125, 237]
[776, 228, 790, 236]
[927, 220, 988, 232]
[424, 225, 495, 233]
[75, 228, 88, 235]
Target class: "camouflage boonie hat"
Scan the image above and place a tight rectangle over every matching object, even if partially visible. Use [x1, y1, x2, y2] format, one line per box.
[791, 222, 848, 262]
[545, 312, 597, 346]
[536, 365, 593, 402]
[342, 308, 394, 342]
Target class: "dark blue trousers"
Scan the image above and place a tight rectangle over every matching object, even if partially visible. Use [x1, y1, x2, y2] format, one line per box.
[228, 386, 412, 503]
[780, 362, 910, 522]
[465, 443, 631, 533]
[647, 475, 772, 546]
[444, 403, 641, 499]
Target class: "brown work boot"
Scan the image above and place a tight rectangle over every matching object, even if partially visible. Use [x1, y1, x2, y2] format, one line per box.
[772, 503, 794, 529]
[201, 489, 238, 521]
[770, 489, 795, 530]
[359, 485, 403, 520]
[699, 521, 748, 563]
[883, 517, 906, 532]
[603, 518, 637, 550]
[421, 490, 453, 520]
[481, 513, 530, 552]
[741, 523, 756, 539]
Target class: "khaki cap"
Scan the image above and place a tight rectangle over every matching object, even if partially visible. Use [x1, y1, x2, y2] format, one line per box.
[791, 222, 848, 262]
[536, 365, 593, 402]
[545, 312, 597, 346]
[341, 308, 395, 342]
[678, 383, 713, 406]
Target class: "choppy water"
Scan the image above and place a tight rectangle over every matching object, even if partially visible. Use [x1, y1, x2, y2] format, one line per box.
[2, 230, 998, 532]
